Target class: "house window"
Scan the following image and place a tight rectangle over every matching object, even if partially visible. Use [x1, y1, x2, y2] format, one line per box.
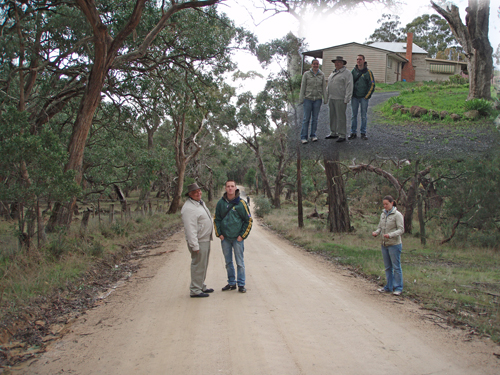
[430, 64, 455, 74]
[387, 58, 392, 69]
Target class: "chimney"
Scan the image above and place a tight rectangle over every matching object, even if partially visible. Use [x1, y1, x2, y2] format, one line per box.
[406, 32, 413, 64]
[401, 32, 416, 82]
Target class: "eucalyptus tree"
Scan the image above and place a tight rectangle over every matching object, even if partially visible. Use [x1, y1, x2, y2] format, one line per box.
[1, 0, 224, 229]
[431, 0, 494, 100]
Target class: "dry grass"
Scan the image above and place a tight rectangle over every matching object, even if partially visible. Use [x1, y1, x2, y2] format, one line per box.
[261, 200, 500, 342]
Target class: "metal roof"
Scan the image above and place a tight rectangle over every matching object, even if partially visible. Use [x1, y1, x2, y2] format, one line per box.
[302, 42, 408, 62]
[369, 42, 428, 54]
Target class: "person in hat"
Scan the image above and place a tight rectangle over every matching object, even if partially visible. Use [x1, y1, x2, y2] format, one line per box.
[325, 56, 353, 142]
[181, 183, 214, 298]
[349, 54, 375, 141]
[298, 59, 327, 144]
[214, 180, 252, 293]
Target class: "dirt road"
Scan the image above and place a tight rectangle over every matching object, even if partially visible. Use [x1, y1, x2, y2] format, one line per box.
[16, 211, 499, 374]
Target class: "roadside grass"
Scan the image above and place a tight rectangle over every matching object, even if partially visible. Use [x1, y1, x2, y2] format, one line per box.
[258, 200, 500, 342]
[376, 82, 499, 125]
[0, 209, 182, 320]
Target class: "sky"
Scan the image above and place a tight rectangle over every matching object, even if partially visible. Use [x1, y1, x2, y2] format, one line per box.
[221, 0, 500, 94]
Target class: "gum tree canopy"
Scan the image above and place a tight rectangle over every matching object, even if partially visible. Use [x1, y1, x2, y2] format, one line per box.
[431, 0, 494, 100]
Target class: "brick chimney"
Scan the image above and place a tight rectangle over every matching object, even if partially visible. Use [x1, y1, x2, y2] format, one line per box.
[401, 32, 415, 82]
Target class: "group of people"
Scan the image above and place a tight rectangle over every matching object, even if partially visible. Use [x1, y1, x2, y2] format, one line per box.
[180, 182, 404, 297]
[181, 180, 252, 298]
[299, 54, 375, 144]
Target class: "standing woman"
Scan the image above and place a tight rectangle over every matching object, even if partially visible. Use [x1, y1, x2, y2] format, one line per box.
[372, 195, 404, 295]
[298, 59, 327, 144]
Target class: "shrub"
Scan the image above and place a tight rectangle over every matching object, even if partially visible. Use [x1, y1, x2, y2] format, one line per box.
[448, 74, 468, 85]
[254, 196, 273, 217]
[464, 98, 492, 116]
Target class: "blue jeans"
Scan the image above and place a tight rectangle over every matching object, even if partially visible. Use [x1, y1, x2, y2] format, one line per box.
[221, 239, 245, 286]
[381, 243, 403, 292]
[351, 97, 369, 135]
[301, 99, 322, 140]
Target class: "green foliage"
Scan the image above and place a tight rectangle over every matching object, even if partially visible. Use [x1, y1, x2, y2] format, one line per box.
[254, 196, 273, 217]
[448, 74, 468, 85]
[367, 13, 459, 58]
[463, 98, 493, 116]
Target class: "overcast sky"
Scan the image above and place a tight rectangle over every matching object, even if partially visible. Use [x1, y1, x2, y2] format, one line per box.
[222, 0, 500, 93]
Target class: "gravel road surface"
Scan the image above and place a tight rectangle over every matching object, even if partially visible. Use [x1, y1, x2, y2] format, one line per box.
[16, 191, 499, 375]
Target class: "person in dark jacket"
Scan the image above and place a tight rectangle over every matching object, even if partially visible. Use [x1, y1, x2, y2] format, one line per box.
[348, 55, 375, 141]
[214, 180, 252, 293]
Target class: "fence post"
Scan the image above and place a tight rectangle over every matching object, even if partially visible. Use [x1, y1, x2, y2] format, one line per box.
[109, 204, 114, 223]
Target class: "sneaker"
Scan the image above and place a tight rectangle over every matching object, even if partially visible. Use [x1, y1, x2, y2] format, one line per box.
[222, 284, 236, 291]
[336, 137, 346, 143]
[361, 134, 368, 140]
[377, 288, 389, 293]
[393, 291, 402, 296]
[238, 286, 246, 293]
[348, 133, 357, 140]
[311, 137, 318, 142]
[301, 139, 308, 144]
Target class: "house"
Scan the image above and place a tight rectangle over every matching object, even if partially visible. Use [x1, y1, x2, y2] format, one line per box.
[302, 33, 468, 83]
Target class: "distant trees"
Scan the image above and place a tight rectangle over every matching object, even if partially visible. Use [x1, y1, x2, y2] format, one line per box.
[366, 13, 460, 58]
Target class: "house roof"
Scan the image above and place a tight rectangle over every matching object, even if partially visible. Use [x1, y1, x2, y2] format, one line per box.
[425, 58, 467, 66]
[302, 42, 408, 62]
[369, 42, 428, 54]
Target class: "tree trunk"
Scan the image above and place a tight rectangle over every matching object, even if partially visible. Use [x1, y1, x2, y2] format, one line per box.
[418, 189, 426, 246]
[431, 0, 493, 100]
[297, 147, 303, 228]
[167, 163, 186, 214]
[324, 156, 351, 233]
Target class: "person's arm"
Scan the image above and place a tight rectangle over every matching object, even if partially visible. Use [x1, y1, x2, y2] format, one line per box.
[364, 70, 375, 100]
[322, 74, 328, 104]
[214, 201, 223, 239]
[344, 73, 353, 104]
[182, 205, 200, 251]
[372, 214, 382, 237]
[298, 73, 307, 105]
[237, 200, 253, 240]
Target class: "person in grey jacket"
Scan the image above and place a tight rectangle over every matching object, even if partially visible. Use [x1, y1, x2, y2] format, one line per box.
[181, 183, 214, 298]
[372, 195, 404, 295]
[298, 59, 327, 144]
[326, 56, 353, 143]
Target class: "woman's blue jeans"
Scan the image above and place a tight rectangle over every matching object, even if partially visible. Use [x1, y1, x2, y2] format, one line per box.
[381, 243, 403, 292]
[221, 239, 245, 286]
[301, 98, 322, 140]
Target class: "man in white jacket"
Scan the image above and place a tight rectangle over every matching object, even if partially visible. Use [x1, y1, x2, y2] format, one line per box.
[326, 56, 353, 142]
[181, 183, 214, 298]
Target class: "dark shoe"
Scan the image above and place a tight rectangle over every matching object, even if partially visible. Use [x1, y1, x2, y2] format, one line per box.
[348, 133, 357, 140]
[190, 292, 209, 298]
[238, 286, 246, 293]
[325, 134, 339, 139]
[203, 288, 214, 293]
[361, 134, 368, 140]
[336, 137, 346, 143]
[222, 284, 236, 291]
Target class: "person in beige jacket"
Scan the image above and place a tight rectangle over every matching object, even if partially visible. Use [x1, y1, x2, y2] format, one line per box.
[298, 59, 327, 144]
[372, 195, 404, 295]
[181, 183, 214, 298]
[326, 56, 353, 142]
